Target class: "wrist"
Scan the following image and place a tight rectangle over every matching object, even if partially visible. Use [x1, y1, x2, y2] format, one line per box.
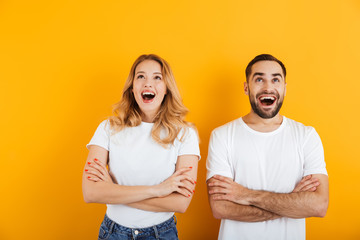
[247, 189, 263, 206]
[148, 185, 161, 198]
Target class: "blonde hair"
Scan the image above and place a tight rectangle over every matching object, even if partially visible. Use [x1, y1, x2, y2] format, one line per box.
[109, 54, 192, 147]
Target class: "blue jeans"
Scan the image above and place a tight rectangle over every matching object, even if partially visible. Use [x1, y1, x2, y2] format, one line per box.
[98, 214, 179, 240]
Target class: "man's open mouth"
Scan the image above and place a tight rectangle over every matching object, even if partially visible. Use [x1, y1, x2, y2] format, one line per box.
[141, 91, 156, 101]
[259, 96, 276, 106]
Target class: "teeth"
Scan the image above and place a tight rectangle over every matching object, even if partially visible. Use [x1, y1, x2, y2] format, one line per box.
[142, 92, 155, 96]
[260, 96, 275, 100]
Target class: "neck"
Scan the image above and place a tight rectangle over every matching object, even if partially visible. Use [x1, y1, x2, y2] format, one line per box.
[141, 111, 157, 123]
[242, 111, 283, 132]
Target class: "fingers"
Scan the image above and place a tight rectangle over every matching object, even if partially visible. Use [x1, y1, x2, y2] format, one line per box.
[175, 187, 193, 198]
[293, 175, 320, 193]
[91, 159, 108, 173]
[84, 158, 110, 182]
[212, 175, 233, 183]
[211, 193, 230, 201]
[173, 167, 193, 177]
[178, 181, 195, 196]
[207, 179, 230, 188]
[85, 175, 102, 182]
[300, 180, 320, 192]
[85, 168, 104, 180]
[208, 187, 229, 195]
[86, 160, 106, 176]
[179, 175, 196, 185]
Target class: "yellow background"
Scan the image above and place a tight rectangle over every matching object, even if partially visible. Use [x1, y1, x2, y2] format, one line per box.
[1, 0, 359, 239]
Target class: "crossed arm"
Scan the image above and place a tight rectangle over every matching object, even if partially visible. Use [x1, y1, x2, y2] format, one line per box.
[82, 145, 198, 213]
[207, 174, 329, 222]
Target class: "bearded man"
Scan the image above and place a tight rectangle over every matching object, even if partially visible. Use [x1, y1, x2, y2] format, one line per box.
[206, 54, 329, 240]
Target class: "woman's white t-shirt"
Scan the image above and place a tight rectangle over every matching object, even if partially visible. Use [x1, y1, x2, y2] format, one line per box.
[87, 120, 200, 228]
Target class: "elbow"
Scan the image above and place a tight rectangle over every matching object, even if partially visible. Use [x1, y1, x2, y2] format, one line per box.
[175, 200, 190, 214]
[212, 210, 223, 220]
[174, 196, 192, 213]
[210, 203, 224, 219]
[176, 205, 188, 214]
[314, 198, 329, 218]
[83, 189, 96, 204]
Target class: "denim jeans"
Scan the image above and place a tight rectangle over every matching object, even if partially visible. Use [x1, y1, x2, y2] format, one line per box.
[98, 214, 179, 240]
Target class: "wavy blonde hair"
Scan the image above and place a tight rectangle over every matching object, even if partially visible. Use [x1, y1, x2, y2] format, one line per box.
[108, 54, 192, 147]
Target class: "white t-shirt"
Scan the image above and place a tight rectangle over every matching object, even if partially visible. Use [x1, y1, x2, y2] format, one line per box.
[87, 120, 200, 228]
[206, 117, 327, 240]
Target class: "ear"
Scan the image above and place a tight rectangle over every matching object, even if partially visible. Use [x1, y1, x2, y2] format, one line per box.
[244, 82, 249, 96]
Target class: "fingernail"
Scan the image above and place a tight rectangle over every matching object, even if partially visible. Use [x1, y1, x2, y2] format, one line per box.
[85, 169, 88, 172]
[194, 181, 197, 184]
[188, 194, 191, 197]
[94, 158, 98, 161]
[193, 190, 195, 193]
[87, 162, 91, 165]
[189, 166, 192, 169]
[87, 176, 91, 179]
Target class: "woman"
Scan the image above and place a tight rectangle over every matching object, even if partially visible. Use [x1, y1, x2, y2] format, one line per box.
[82, 54, 200, 240]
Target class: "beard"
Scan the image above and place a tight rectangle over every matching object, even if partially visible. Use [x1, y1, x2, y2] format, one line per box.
[248, 90, 284, 119]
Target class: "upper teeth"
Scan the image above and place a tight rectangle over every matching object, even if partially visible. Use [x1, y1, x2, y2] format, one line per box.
[260, 96, 275, 100]
[142, 92, 155, 96]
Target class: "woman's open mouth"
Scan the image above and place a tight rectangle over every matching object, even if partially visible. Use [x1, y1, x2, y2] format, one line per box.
[141, 91, 156, 103]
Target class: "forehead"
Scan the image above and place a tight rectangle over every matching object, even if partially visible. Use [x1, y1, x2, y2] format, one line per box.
[251, 60, 283, 77]
[135, 60, 162, 73]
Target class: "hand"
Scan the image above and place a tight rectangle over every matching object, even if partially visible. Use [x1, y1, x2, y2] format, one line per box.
[292, 175, 320, 193]
[207, 175, 251, 205]
[84, 158, 113, 183]
[154, 167, 196, 198]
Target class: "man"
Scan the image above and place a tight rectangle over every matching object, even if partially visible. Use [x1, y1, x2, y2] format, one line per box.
[206, 54, 329, 240]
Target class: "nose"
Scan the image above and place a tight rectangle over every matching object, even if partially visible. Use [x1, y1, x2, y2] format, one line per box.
[262, 81, 273, 92]
[144, 78, 153, 88]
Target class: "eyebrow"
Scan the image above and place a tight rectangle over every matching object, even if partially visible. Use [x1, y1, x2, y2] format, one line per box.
[135, 71, 162, 75]
[252, 72, 283, 78]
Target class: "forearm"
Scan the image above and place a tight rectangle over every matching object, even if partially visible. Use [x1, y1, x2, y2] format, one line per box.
[82, 180, 157, 204]
[127, 193, 192, 213]
[249, 190, 328, 218]
[210, 198, 280, 222]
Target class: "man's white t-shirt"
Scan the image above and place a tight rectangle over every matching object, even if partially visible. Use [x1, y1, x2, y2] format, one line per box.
[206, 117, 327, 240]
[87, 120, 200, 228]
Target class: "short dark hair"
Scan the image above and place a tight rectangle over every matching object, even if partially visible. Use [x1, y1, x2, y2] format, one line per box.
[245, 54, 286, 82]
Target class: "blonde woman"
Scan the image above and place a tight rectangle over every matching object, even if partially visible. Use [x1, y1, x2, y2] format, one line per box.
[82, 54, 200, 240]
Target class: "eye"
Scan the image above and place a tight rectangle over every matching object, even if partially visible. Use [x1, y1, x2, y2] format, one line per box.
[154, 75, 162, 80]
[273, 78, 280, 83]
[137, 74, 144, 79]
[255, 78, 263, 82]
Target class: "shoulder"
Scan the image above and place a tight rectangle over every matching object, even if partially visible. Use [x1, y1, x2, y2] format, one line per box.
[284, 117, 318, 141]
[92, 119, 114, 137]
[178, 124, 199, 142]
[211, 117, 243, 137]
[99, 119, 111, 130]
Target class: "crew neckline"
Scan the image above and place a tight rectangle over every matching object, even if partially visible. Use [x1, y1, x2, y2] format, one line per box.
[240, 116, 287, 136]
[141, 121, 154, 127]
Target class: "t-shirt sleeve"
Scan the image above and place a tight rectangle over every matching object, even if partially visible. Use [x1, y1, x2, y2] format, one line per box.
[206, 129, 233, 181]
[303, 127, 328, 176]
[178, 127, 201, 160]
[86, 120, 110, 151]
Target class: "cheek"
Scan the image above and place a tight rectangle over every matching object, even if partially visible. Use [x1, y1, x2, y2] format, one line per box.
[158, 83, 167, 96]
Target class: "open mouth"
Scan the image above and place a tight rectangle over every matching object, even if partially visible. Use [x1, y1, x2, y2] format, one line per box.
[259, 96, 276, 106]
[141, 91, 156, 102]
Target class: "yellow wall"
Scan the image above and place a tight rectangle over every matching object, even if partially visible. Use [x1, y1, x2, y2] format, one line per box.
[1, 0, 359, 239]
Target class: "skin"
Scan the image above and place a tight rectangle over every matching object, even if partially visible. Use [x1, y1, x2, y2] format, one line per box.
[82, 60, 199, 213]
[132, 60, 167, 122]
[207, 60, 329, 221]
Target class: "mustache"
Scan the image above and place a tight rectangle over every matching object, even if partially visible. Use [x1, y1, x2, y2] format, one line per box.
[255, 91, 280, 99]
